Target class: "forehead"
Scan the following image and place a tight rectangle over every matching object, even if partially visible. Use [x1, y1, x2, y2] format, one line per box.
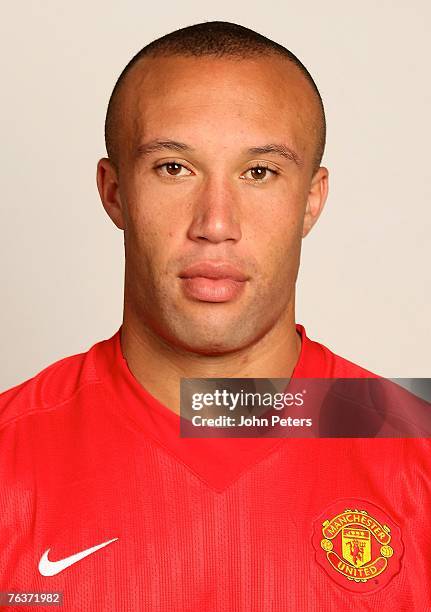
[120, 54, 318, 158]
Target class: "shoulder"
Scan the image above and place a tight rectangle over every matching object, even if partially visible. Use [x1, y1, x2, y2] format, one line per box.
[0, 341, 102, 432]
[296, 323, 380, 378]
[321, 344, 380, 378]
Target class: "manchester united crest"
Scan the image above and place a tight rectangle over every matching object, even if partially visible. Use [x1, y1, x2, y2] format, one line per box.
[312, 498, 404, 594]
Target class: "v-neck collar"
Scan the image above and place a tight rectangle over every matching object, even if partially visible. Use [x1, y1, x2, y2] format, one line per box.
[93, 323, 328, 492]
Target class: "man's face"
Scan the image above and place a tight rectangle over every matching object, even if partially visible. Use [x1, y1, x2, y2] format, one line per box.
[100, 54, 327, 354]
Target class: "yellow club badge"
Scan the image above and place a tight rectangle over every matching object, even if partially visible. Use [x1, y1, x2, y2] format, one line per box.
[312, 498, 404, 593]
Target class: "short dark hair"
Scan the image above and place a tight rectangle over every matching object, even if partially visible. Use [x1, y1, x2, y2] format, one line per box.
[105, 20, 326, 171]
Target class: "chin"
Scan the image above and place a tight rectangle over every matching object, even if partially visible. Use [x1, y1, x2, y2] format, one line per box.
[170, 325, 253, 356]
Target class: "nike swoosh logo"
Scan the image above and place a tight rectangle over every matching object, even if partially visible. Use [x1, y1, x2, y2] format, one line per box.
[38, 537, 118, 576]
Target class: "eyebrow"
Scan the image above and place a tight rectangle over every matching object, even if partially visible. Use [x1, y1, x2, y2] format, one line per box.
[136, 140, 194, 156]
[246, 144, 302, 166]
[135, 139, 301, 166]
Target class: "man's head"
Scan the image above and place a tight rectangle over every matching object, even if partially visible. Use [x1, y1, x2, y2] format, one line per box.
[97, 21, 329, 355]
[105, 21, 326, 174]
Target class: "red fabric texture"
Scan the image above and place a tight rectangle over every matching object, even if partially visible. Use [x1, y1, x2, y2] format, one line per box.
[0, 325, 429, 610]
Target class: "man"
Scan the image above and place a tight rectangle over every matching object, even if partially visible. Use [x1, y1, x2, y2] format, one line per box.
[1, 20, 429, 611]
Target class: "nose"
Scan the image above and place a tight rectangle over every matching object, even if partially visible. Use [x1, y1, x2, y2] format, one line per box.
[187, 174, 242, 244]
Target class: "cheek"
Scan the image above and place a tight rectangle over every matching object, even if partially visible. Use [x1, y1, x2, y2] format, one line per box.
[126, 173, 186, 234]
[246, 191, 305, 252]
[246, 204, 304, 290]
[260, 225, 302, 276]
[126, 206, 183, 284]
[247, 175, 306, 219]
[125, 188, 175, 247]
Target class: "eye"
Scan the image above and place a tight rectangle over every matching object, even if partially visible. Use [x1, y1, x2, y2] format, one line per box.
[242, 164, 278, 182]
[155, 162, 192, 177]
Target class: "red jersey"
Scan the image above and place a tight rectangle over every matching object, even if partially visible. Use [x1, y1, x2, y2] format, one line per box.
[0, 324, 430, 610]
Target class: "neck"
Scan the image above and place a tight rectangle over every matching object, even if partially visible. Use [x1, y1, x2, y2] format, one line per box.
[120, 302, 302, 416]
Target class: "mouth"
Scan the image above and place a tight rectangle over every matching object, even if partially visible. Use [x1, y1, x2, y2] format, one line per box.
[178, 261, 250, 303]
[179, 276, 247, 303]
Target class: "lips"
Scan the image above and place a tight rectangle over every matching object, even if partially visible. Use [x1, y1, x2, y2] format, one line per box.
[178, 261, 249, 282]
[178, 261, 249, 303]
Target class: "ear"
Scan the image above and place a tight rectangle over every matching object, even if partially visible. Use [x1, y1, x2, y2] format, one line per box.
[302, 166, 329, 238]
[96, 158, 126, 230]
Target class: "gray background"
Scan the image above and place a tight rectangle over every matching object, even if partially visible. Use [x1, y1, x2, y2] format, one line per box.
[1, 1, 430, 389]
